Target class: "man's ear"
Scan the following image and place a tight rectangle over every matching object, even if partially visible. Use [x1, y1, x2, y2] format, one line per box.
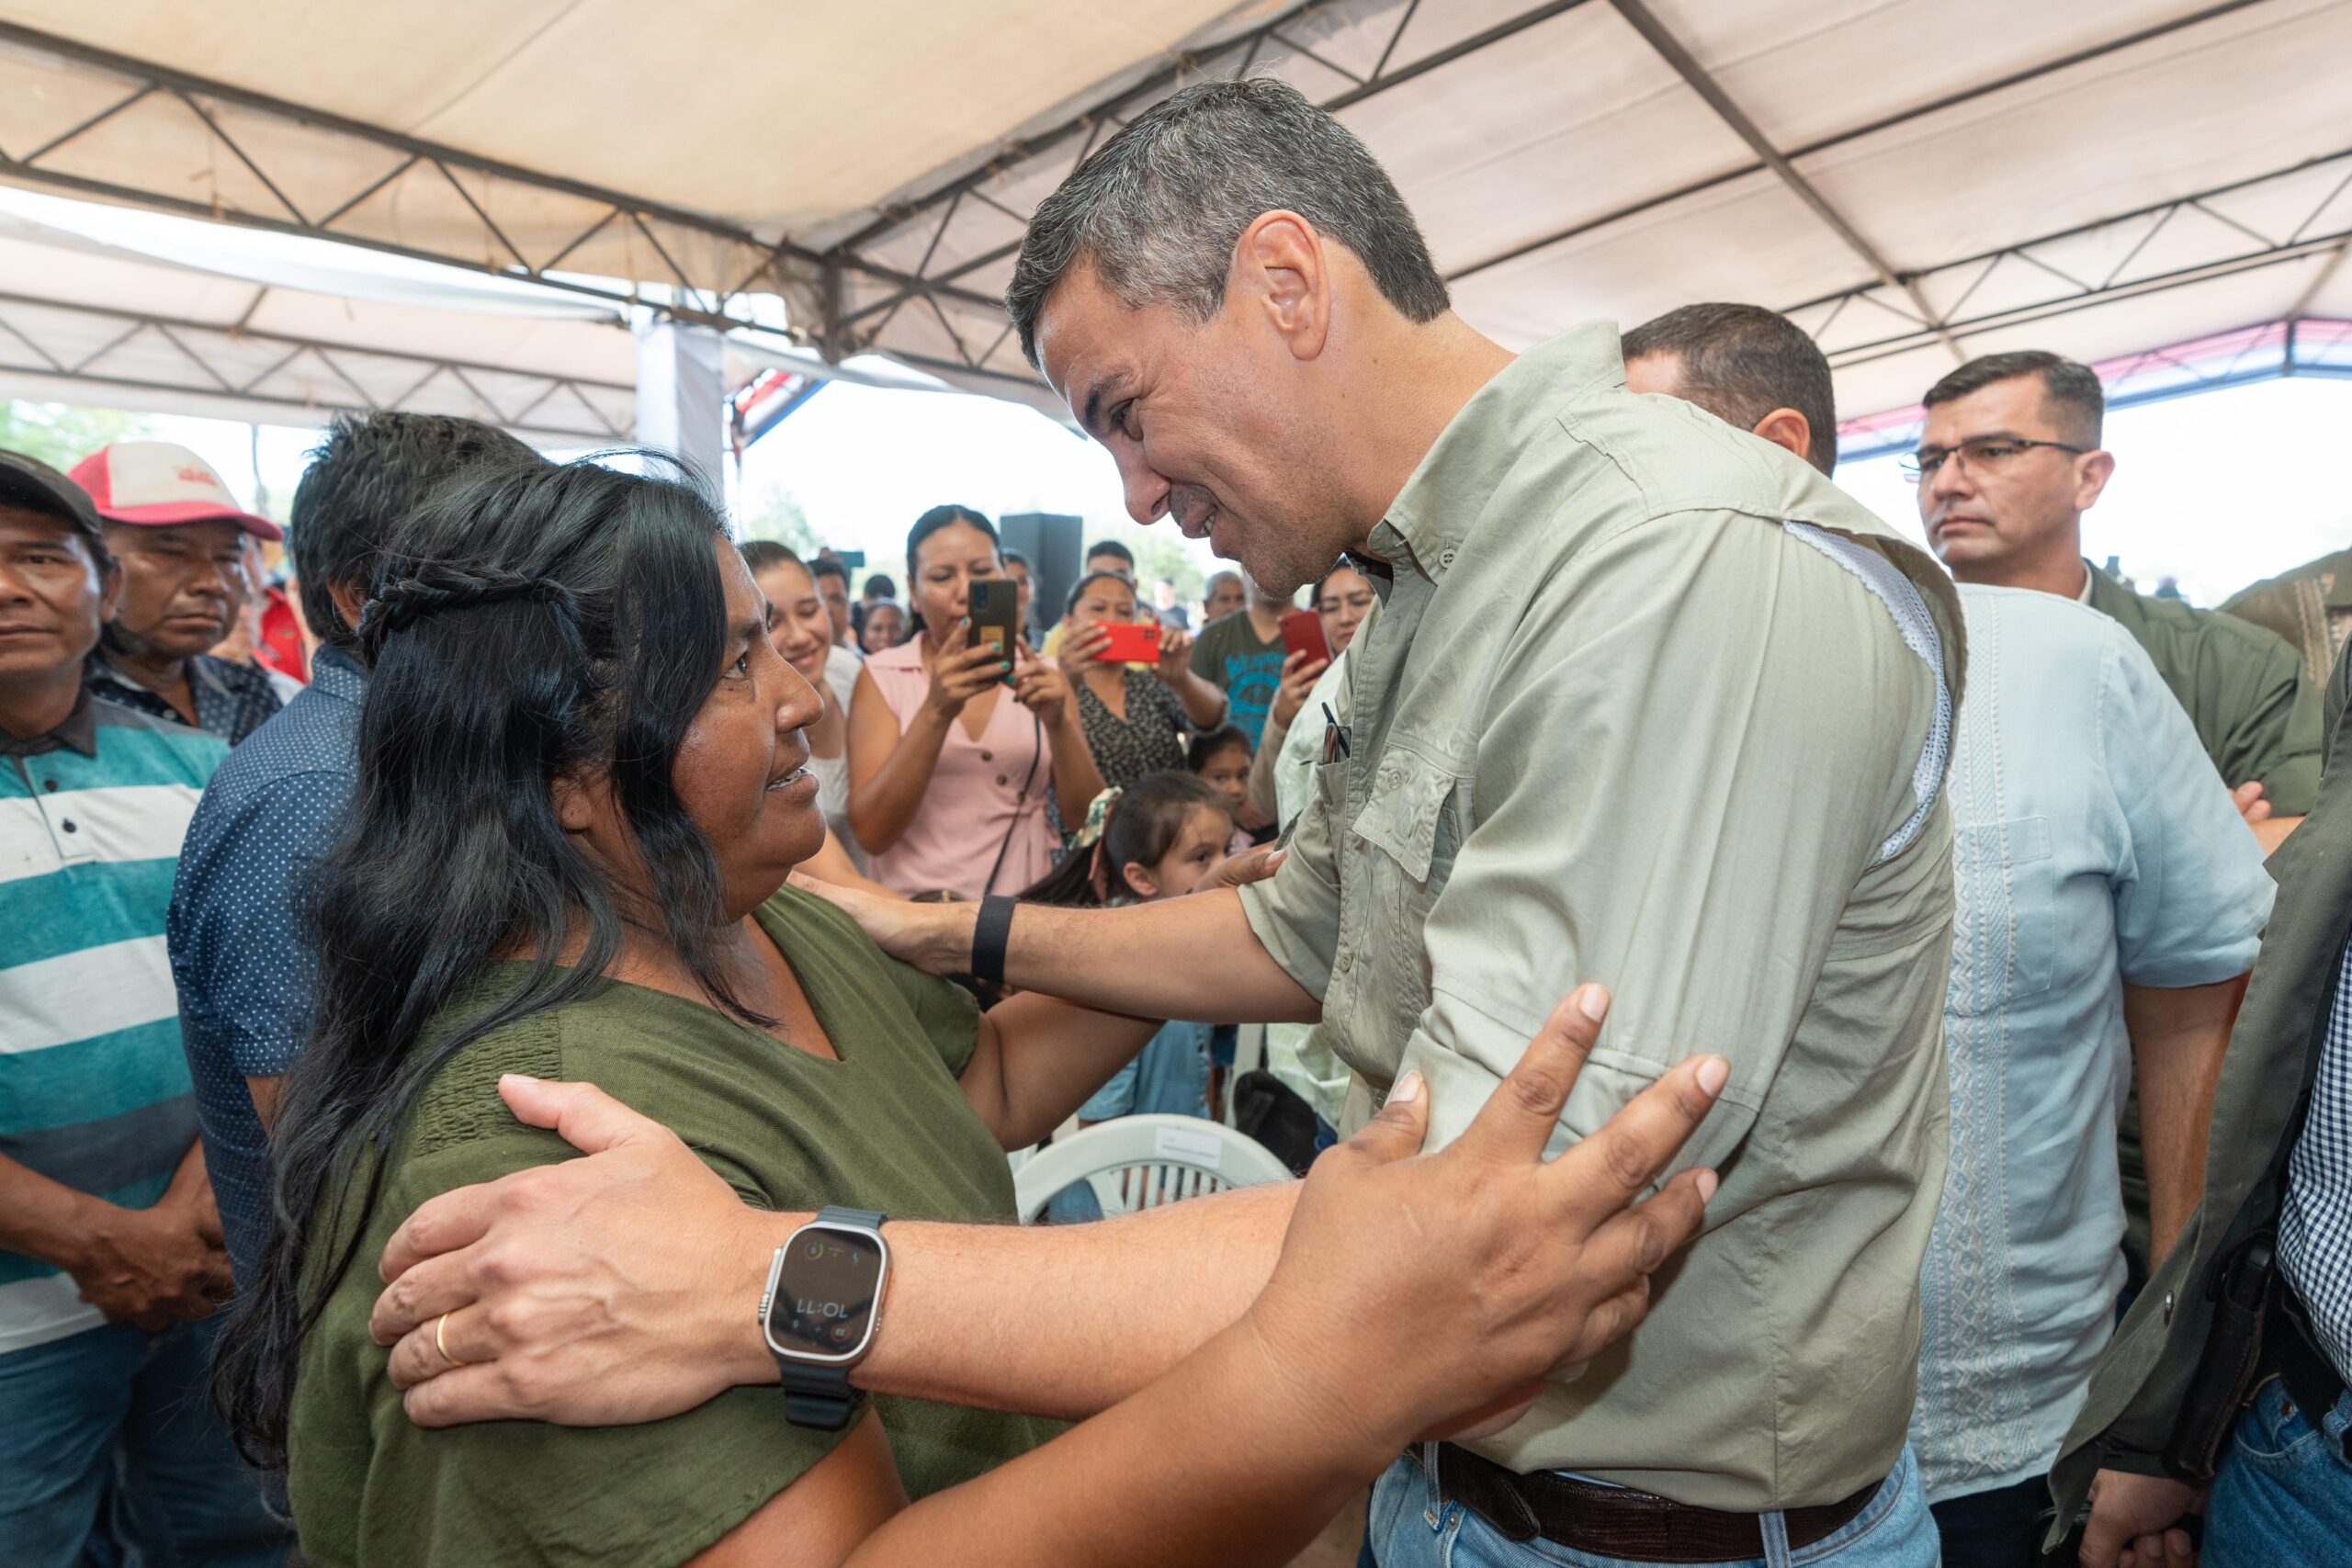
[2075, 450, 2117, 513]
[1233, 211, 1331, 363]
[1749, 407, 1815, 467]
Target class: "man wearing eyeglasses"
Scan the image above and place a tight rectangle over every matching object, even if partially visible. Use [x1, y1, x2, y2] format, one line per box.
[1914, 351, 2323, 1314]
[1912, 350, 2322, 846]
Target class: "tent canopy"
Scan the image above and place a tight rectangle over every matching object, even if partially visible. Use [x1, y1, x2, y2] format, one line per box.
[1, 0, 2347, 436]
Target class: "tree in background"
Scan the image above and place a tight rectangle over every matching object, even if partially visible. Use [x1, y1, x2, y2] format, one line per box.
[0, 400, 149, 471]
[741, 487, 824, 559]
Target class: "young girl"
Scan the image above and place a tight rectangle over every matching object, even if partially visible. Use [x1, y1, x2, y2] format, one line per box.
[1020, 773, 1237, 1220]
[1185, 725, 1261, 852]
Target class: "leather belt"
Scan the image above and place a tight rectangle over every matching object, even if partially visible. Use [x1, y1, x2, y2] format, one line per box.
[1427, 1443, 1883, 1564]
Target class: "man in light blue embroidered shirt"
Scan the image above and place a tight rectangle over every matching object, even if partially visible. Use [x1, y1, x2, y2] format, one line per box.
[1629, 304, 2273, 1566]
[168, 413, 538, 1288]
[1916, 584, 2267, 1561]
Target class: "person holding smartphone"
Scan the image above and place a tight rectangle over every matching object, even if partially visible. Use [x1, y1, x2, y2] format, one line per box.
[847, 506, 1102, 899]
[1057, 570, 1227, 791]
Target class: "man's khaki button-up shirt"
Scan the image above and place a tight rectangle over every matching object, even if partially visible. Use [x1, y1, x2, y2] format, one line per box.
[1238, 323, 1966, 1511]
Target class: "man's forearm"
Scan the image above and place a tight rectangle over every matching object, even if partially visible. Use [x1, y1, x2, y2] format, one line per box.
[0, 1153, 100, 1268]
[2124, 976, 2245, 1263]
[930, 889, 1318, 1026]
[865, 1180, 1295, 1416]
[711, 1181, 1297, 1418]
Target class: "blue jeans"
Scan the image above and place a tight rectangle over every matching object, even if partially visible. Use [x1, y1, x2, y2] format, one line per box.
[2205, 1380, 2352, 1568]
[0, 1318, 289, 1568]
[1370, 1444, 1939, 1568]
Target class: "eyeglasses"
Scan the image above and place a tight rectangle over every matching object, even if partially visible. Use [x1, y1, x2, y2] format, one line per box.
[1900, 436, 2087, 482]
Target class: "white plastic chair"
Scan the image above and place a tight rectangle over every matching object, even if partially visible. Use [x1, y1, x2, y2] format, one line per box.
[1012, 1114, 1292, 1223]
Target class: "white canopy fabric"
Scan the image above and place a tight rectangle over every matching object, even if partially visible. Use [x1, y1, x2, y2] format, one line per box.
[1, 0, 2347, 435]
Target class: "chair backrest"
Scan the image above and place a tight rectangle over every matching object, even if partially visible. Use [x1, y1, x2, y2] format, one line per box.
[1012, 1114, 1293, 1223]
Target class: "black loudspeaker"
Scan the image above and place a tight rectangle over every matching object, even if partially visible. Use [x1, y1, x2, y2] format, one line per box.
[998, 513, 1083, 640]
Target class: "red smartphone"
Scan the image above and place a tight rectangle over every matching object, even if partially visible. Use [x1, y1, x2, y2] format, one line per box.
[1094, 621, 1162, 663]
[1280, 608, 1329, 667]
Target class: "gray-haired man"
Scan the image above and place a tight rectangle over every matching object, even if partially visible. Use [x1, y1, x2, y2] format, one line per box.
[366, 79, 1958, 1568]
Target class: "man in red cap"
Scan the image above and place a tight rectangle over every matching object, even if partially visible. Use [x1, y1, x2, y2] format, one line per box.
[73, 442, 285, 745]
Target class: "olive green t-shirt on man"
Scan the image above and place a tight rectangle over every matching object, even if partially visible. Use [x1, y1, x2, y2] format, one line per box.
[288, 886, 1057, 1568]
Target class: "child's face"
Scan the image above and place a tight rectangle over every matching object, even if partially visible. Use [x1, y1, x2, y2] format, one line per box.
[1197, 744, 1250, 814]
[1130, 805, 1238, 900]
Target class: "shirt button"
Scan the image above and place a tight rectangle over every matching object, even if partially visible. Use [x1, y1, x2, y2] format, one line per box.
[1439, 548, 1456, 569]
[42, 778, 57, 792]
[1335, 949, 1353, 975]
[980, 750, 993, 761]
[996, 774, 1010, 786]
[61, 819, 78, 833]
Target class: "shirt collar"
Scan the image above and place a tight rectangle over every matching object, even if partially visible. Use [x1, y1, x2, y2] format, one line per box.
[0, 687, 97, 759]
[2076, 558, 2098, 604]
[308, 644, 368, 704]
[1369, 321, 1628, 585]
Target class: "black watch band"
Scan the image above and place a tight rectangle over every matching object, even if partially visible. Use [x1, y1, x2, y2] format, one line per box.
[972, 895, 1016, 987]
[774, 1206, 886, 1431]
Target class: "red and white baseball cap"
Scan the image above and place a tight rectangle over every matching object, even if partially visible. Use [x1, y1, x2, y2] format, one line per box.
[67, 441, 283, 541]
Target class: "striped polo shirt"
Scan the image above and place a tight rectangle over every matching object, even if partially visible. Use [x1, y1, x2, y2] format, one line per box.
[1, 692, 223, 1352]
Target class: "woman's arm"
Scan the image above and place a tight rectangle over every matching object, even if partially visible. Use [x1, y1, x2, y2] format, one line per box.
[846, 660, 977, 857]
[957, 994, 1163, 1150]
[1241, 714, 1289, 831]
[1152, 626, 1227, 729]
[1011, 653, 1105, 828]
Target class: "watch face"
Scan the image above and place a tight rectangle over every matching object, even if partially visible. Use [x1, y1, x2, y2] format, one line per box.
[764, 1224, 885, 1362]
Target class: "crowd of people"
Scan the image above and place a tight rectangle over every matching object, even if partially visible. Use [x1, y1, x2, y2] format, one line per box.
[2, 73, 2347, 1568]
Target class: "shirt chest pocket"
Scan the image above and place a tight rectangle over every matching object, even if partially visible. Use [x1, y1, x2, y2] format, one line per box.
[1947, 815, 2055, 1017]
[1349, 750, 1466, 939]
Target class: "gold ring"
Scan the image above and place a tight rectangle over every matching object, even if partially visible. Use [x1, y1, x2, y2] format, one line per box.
[435, 1312, 468, 1370]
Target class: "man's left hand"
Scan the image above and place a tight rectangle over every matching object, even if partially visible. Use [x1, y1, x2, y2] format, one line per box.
[371, 1075, 792, 1427]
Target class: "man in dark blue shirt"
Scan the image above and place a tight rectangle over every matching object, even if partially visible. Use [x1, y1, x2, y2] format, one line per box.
[167, 413, 538, 1285]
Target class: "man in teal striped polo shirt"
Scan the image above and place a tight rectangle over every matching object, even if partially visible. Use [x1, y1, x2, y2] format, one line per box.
[0, 451, 288, 1565]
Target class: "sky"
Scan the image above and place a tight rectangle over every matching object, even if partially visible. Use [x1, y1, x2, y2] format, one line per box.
[73, 366, 2352, 614]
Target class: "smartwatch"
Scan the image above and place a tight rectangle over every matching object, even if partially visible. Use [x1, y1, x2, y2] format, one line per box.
[759, 1206, 889, 1430]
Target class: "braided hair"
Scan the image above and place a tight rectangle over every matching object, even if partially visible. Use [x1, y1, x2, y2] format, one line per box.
[215, 456, 753, 1467]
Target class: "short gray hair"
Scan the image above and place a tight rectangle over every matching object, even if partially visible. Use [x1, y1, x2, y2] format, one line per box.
[1008, 77, 1449, 367]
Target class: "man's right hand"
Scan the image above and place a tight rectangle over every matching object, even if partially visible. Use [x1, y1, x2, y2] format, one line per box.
[67, 1197, 231, 1330]
[791, 872, 974, 976]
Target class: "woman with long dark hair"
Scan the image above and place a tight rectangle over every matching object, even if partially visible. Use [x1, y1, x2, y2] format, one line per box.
[1054, 570, 1227, 791]
[214, 458, 1721, 1567]
[846, 505, 1102, 897]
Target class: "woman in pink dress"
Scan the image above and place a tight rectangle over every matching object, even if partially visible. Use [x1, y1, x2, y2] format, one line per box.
[848, 506, 1103, 898]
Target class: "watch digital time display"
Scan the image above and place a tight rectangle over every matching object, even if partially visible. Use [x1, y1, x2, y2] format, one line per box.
[763, 1224, 884, 1361]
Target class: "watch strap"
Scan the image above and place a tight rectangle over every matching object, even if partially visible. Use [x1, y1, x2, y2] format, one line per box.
[772, 1208, 887, 1431]
[972, 896, 1016, 987]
